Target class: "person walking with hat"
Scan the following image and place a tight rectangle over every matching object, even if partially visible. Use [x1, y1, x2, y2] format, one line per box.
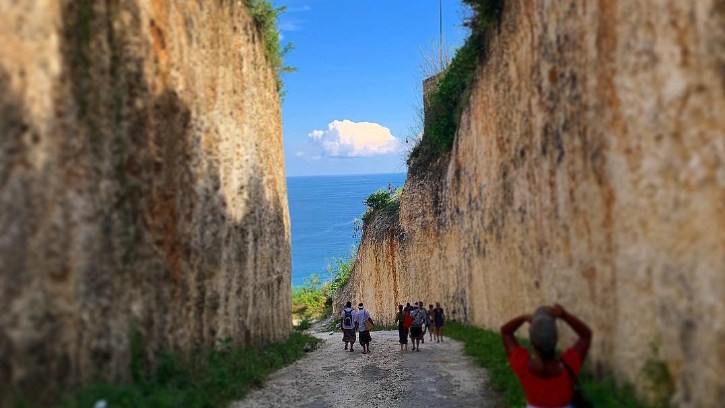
[500, 303, 592, 408]
[354, 303, 375, 354]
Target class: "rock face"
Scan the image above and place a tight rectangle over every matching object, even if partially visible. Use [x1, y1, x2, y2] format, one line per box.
[0, 0, 290, 404]
[339, 1, 725, 406]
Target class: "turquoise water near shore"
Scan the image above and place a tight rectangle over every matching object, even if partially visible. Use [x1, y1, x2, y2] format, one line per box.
[287, 173, 406, 287]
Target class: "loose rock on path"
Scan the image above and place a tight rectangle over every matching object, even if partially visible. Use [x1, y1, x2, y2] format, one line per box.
[231, 329, 499, 408]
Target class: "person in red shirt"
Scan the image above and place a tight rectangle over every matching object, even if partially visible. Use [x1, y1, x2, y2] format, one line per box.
[501, 304, 592, 408]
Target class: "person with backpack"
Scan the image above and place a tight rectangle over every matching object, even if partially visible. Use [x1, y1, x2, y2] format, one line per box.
[340, 301, 356, 352]
[409, 302, 427, 351]
[354, 302, 374, 354]
[418, 300, 426, 344]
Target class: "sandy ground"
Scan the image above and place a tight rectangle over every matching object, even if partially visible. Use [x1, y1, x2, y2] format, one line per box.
[231, 327, 499, 408]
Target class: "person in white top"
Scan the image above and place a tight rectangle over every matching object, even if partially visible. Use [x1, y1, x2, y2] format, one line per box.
[354, 303, 374, 354]
[409, 302, 427, 351]
[340, 301, 356, 352]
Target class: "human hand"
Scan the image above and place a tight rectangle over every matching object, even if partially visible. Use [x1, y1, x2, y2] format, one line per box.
[549, 303, 566, 318]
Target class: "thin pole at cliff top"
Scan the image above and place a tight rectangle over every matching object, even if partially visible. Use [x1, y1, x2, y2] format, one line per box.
[439, 0, 443, 69]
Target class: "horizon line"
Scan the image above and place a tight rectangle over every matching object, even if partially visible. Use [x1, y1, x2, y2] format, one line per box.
[286, 171, 407, 178]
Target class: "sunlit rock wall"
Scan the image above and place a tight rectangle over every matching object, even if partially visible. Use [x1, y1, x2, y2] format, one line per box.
[339, 1, 725, 406]
[0, 0, 290, 404]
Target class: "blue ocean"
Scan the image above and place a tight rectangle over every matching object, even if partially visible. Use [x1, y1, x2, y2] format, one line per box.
[287, 173, 407, 287]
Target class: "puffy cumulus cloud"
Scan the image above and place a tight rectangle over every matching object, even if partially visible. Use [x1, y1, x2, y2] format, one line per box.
[305, 120, 401, 158]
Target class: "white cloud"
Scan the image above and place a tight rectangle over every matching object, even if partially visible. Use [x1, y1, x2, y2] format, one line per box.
[278, 21, 300, 32]
[302, 120, 402, 158]
[286, 5, 311, 13]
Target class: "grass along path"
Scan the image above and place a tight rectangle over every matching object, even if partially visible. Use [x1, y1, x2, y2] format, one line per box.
[39, 333, 320, 408]
[232, 328, 498, 408]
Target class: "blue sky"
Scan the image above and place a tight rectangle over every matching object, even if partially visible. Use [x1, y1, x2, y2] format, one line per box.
[274, 0, 471, 176]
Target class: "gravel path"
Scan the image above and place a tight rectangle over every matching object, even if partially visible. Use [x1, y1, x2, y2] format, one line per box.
[231, 329, 499, 408]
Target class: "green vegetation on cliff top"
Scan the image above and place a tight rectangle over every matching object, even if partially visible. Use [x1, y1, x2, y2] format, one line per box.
[361, 187, 401, 225]
[244, 0, 295, 92]
[408, 0, 503, 173]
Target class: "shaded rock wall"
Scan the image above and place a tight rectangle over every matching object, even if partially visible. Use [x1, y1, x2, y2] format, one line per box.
[0, 0, 290, 404]
[339, 1, 725, 406]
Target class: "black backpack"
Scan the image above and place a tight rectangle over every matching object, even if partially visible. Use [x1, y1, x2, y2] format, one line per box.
[343, 309, 353, 327]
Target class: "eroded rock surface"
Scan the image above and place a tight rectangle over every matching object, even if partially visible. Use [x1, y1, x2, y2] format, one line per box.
[0, 1, 290, 404]
[338, 1, 725, 406]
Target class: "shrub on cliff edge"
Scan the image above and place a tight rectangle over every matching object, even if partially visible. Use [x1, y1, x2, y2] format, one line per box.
[244, 0, 296, 92]
[291, 253, 357, 324]
[407, 0, 504, 173]
[328, 254, 356, 295]
[292, 274, 330, 321]
[362, 188, 402, 224]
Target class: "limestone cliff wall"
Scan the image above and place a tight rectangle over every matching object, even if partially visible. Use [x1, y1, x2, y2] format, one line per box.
[0, 0, 290, 404]
[338, 1, 725, 406]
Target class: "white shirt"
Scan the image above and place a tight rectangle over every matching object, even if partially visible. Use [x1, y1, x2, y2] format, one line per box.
[354, 308, 371, 331]
[411, 308, 427, 327]
[340, 307, 356, 329]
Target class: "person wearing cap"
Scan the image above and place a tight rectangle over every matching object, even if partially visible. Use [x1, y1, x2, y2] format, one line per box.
[501, 303, 592, 408]
[354, 303, 375, 354]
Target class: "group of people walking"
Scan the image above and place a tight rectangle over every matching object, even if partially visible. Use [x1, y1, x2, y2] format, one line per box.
[338, 300, 445, 354]
[395, 301, 445, 352]
[339, 298, 594, 408]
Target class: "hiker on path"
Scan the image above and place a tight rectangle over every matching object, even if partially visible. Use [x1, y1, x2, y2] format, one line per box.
[428, 304, 435, 341]
[501, 303, 592, 408]
[419, 300, 426, 344]
[354, 303, 375, 354]
[433, 302, 445, 342]
[396, 304, 410, 352]
[340, 301, 357, 352]
[409, 302, 427, 351]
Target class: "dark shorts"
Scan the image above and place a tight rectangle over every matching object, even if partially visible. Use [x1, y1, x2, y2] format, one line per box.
[410, 327, 422, 339]
[435, 320, 444, 328]
[398, 327, 409, 344]
[359, 330, 372, 344]
[342, 328, 356, 343]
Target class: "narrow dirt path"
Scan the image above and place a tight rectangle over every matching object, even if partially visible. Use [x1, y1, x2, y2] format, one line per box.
[231, 329, 499, 408]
